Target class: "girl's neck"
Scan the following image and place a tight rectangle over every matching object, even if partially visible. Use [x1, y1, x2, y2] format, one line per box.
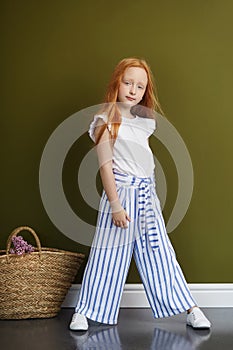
[118, 104, 135, 119]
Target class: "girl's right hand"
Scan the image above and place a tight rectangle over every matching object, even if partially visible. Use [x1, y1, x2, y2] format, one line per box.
[112, 209, 131, 228]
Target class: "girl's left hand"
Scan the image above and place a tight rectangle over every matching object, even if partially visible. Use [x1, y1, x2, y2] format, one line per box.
[112, 209, 131, 228]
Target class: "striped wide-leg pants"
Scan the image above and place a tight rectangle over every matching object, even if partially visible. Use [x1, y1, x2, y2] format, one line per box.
[75, 171, 196, 324]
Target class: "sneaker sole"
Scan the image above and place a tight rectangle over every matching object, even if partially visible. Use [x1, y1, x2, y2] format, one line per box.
[187, 322, 211, 330]
[69, 326, 89, 331]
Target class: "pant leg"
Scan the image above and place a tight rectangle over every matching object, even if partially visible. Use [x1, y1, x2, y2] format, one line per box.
[75, 186, 137, 325]
[75, 241, 134, 324]
[133, 198, 197, 318]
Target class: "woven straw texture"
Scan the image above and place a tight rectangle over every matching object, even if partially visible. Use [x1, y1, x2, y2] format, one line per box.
[0, 226, 85, 319]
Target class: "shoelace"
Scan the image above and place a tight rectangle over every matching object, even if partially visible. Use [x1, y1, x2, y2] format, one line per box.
[71, 313, 79, 322]
[191, 311, 196, 320]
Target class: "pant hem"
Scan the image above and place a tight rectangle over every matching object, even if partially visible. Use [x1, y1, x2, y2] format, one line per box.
[152, 303, 196, 319]
[75, 308, 118, 325]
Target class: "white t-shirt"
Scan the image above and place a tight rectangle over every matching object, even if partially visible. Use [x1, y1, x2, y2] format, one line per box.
[88, 114, 156, 177]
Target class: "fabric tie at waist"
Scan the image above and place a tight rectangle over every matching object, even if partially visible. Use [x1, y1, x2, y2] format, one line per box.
[113, 170, 160, 253]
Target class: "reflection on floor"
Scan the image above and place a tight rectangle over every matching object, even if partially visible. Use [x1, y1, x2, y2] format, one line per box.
[0, 308, 233, 350]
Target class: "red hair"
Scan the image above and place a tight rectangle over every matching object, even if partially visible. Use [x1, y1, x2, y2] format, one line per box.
[96, 57, 164, 144]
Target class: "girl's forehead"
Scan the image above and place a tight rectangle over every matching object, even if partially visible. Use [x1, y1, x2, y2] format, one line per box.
[123, 67, 148, 83]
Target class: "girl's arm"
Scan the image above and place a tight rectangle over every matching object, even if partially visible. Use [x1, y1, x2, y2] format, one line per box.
[94, 121, 131, 228]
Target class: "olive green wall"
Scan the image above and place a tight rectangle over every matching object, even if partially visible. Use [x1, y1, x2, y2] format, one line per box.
[1, 1, 233, 283]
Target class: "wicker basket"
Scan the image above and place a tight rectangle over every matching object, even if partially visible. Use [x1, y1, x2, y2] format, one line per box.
[0, 226, 85, 319]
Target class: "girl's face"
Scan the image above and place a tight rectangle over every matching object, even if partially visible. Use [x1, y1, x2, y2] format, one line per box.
[117, 67, 148, 106]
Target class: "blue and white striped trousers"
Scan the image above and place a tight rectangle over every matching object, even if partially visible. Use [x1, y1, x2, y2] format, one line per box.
[75, 171, 196, 324]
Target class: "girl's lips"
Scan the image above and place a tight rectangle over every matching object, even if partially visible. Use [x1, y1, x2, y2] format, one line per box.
[126, 96, 136, 101]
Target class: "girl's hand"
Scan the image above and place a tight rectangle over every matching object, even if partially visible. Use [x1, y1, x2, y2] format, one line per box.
[112, 209, 131, 228]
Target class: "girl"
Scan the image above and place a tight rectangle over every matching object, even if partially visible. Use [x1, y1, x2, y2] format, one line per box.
[69, 58, 211, 331]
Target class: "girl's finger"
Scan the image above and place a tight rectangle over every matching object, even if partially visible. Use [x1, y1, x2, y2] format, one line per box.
[121, 220, 128, 228]
[125, 212, 131, 222]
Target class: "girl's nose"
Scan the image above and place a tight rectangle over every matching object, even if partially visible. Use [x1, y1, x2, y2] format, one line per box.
[129, 84, 136, 95]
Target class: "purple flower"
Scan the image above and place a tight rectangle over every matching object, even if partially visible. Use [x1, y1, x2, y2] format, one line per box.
[26, 244, 35, 253]
[15, 247, 24, 255]
[10, 235, 35, 255]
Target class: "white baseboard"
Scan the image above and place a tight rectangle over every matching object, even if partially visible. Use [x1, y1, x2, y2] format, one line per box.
[62, 283, 233, 308]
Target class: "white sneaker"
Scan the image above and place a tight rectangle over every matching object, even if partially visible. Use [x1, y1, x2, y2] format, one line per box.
[69, 312, 89, 331]
[187, 307, 211, 329]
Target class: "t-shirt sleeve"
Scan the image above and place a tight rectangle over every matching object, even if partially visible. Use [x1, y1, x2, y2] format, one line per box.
[88, 114, 108, 142]
[146, 118, 156, 136]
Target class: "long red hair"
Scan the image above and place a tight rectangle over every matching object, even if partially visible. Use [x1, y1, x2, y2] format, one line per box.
[96, 57, 164, 144]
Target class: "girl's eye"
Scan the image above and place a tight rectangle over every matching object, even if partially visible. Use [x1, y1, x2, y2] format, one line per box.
[138, 85, 144, 89]
[124, 81, 131, 85]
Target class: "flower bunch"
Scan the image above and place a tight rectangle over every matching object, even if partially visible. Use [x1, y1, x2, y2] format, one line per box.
[10, 236, 35, 255]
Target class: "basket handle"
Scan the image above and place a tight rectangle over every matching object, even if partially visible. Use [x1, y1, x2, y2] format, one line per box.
[6, 226, 42, 259]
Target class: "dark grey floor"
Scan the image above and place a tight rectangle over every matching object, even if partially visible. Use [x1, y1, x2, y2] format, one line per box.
[0, 308, 233, 350]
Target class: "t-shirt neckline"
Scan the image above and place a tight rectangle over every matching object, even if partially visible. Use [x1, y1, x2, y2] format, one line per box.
[122, 115, 138, 120]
